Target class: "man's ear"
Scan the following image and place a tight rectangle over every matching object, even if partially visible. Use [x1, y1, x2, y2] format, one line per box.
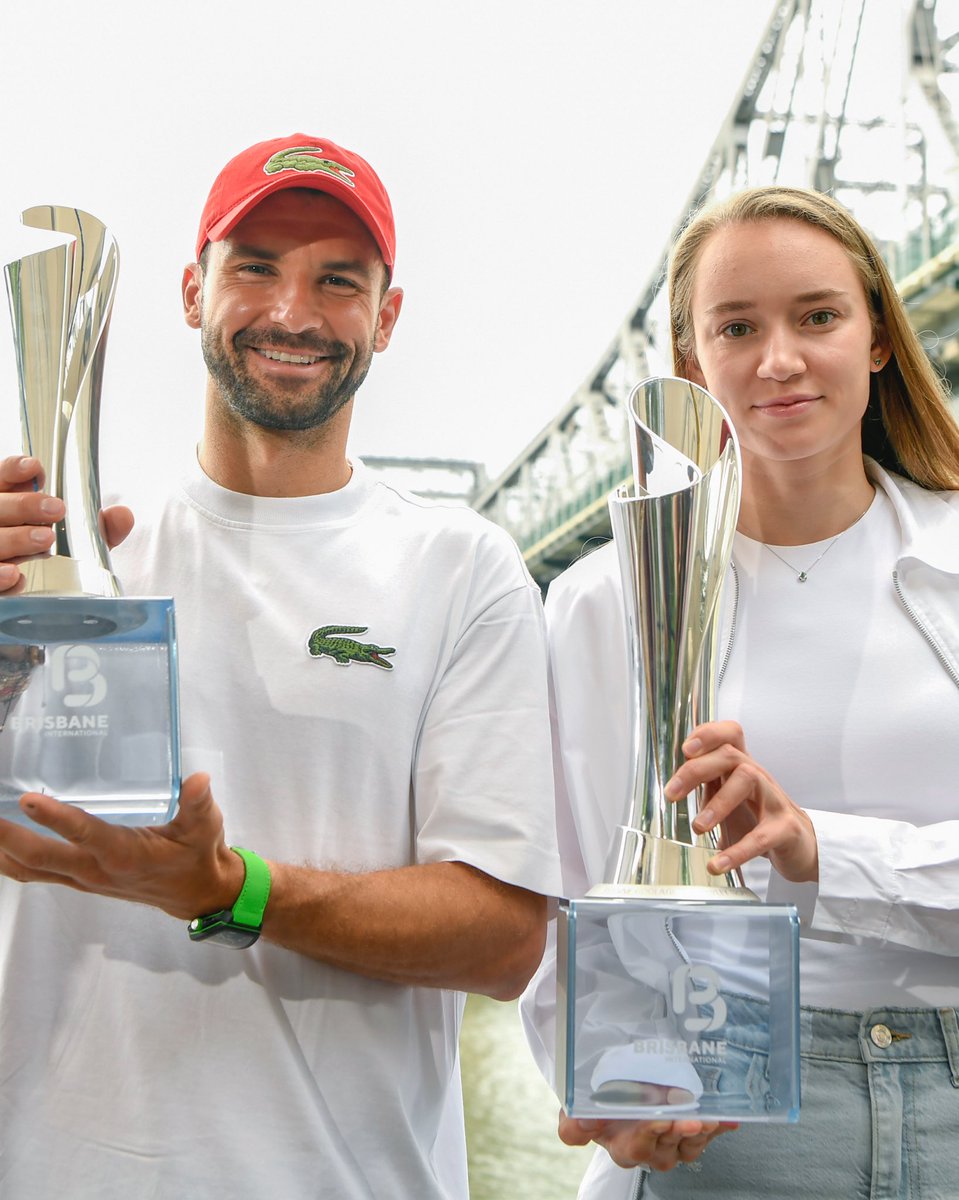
[182, 263, 202, 330]
[374, 287, 404, 353]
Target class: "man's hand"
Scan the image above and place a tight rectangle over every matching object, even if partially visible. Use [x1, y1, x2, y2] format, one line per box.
[0, 455, 134, 592]
[558, 1111, 737, 1172]
[665, 720, 819, 883]
[0, 774, 546, 997]
[0, 773, 243, 919]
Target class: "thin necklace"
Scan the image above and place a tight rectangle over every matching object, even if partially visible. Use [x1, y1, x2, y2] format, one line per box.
[760, 503, 871, 583]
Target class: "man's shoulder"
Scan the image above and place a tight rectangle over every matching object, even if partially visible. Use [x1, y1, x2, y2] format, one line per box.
[367, 478, 532, 567]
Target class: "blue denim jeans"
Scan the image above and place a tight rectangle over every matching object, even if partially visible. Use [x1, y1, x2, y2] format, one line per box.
[637, 998, 959, 1200]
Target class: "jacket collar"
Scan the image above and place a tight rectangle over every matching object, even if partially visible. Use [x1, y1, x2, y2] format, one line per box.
[866, 457, 959, 575]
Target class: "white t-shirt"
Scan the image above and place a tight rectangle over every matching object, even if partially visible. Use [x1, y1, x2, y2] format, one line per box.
[0, 457, 562, 1200]
[723, 485, 959, 1006]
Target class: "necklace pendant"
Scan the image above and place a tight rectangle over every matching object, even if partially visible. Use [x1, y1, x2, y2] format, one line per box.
[797, 572, 808, 583]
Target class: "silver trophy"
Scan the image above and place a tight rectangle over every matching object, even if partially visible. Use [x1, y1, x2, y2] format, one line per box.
[599, 375, 748, 898]
[0, 208, 180, 826]
[556, 376, 800, 1122]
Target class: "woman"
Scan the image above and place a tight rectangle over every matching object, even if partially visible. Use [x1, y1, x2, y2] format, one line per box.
[521, 187, 959, 1199]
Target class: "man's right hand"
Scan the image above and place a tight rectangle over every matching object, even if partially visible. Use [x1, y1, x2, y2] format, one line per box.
[0, 456, 134, 592]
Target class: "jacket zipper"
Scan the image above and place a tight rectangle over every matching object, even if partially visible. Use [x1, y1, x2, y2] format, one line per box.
[717, 560, 740, 690]
[892, 569, 959, 691]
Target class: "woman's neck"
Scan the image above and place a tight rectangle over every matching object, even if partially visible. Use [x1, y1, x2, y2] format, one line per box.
[737, 449, 875, 545]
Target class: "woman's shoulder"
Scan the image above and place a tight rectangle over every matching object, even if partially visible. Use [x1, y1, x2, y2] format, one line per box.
[544, 539, 619, 607]
[867, 458, 959, 513]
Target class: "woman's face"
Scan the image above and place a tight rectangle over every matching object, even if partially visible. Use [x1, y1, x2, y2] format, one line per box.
[687, 217, 886, 472]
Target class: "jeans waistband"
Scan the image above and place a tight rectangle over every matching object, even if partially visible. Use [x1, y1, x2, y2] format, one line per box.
[721, 993, 959, 1078]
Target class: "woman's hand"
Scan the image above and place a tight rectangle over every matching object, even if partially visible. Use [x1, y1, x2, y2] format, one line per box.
[665, 720, 819, 883]
[559, 1111, 737, 1171]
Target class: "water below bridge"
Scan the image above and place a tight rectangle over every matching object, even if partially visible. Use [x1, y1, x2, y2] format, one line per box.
[461, 994, 593, 1198]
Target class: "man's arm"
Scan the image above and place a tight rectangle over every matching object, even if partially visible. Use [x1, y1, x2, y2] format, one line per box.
[0, 456, 548, 998]
[0, 773, 546, 1000]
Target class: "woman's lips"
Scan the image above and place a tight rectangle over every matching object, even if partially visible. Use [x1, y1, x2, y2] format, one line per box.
[753, 394, 820, 415]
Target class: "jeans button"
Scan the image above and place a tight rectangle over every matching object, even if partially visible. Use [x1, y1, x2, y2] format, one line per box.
[870, 1023, 893, 1048]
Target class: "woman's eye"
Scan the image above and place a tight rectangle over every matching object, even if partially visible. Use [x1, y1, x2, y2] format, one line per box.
[807, 310, 834, 326]
[724, 322, 751, 338]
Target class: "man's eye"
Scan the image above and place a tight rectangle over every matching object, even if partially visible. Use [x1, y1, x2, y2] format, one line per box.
[240, 263, 271, 275]
[325, 275, 358, 289]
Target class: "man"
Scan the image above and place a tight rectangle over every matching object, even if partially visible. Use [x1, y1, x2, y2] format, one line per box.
[0, 135, 561, 1198]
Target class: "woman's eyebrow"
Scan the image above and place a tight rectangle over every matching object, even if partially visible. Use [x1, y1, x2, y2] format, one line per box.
[705, 288, 849, 315]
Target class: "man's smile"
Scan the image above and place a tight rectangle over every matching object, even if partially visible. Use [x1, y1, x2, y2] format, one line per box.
[254, 348, 329, 365]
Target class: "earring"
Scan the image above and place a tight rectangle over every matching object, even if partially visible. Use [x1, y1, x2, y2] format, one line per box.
[873, 357, 883, 367]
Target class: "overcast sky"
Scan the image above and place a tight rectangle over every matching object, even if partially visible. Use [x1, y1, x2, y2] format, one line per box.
[0, 0, 775, 500]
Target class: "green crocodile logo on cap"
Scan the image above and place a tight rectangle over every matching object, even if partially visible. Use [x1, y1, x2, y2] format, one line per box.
[307, 625, 395, 670]
[263, 147, 356, 189]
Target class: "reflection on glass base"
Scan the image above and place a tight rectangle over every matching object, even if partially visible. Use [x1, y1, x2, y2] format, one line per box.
[557, 896, 800, 1123]
[0, 595, 181, 830]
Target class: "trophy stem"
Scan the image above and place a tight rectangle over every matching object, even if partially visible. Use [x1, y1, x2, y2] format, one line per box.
[4, 207, 121, 600]
[600, 377, 752, 899]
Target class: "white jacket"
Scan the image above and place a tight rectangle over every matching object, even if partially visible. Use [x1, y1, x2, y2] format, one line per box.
[520, 460, 959, 1200]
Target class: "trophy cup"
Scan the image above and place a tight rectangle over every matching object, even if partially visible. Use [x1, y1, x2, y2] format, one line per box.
[0, 207, 180, 828]
[556, 376, 800, 1122]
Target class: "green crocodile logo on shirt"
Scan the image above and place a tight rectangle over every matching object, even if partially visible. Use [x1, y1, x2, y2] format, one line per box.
[263, 147, 357, 189]
[307, 625, 395, 670]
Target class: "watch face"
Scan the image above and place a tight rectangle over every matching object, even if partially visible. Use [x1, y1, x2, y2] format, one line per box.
[188, 914, 260, 948]
[201, 925, 260, 949]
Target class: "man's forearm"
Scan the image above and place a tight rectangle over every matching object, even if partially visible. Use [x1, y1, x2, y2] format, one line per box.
[263, 859, 547, 1000]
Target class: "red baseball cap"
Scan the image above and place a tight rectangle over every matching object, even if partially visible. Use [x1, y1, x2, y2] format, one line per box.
[196, 134, 395, 269]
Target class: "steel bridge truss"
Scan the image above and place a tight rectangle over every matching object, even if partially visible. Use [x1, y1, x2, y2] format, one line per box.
[474, 0, 959, 586]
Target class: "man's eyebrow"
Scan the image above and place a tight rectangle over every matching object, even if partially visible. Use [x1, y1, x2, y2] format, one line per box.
[705, 288, 849, 316]
[221, 244, 375, 277]
[222, 242, 280, 262]
[321, 258, 377, 277]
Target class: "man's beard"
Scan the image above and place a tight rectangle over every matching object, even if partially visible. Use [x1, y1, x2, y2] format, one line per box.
[201, 323, 374, 432]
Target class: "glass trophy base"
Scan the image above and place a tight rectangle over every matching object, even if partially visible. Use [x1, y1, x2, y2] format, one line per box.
[0, 595, 180, 828]
[557, 896, 800, 1123]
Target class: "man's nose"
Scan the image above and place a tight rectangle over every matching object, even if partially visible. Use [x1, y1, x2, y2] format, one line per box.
[267, 275, 325, 332]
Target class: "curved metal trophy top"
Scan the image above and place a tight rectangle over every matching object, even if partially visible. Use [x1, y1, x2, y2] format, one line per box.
[596, 375, 755, 900]
[4, 207, 120, 598]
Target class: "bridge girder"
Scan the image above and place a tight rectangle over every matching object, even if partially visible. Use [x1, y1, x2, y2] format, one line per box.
[474, 0, 959, 588]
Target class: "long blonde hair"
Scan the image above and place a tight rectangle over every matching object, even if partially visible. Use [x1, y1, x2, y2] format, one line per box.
[668, 186, 959, 490]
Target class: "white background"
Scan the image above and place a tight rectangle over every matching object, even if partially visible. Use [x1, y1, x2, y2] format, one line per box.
[0, 0, 774, 502]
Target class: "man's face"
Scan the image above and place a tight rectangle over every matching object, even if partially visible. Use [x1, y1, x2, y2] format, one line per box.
[183, 190, 401, 433]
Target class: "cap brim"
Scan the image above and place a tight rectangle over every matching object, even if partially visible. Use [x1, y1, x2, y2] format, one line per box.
[201, 174, 393, 269]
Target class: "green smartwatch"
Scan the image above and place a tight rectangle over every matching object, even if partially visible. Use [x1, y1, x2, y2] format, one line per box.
[188, 847, 271, 948]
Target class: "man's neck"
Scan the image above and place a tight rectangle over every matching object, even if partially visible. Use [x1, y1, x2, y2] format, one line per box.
[199, 400, 354, 498]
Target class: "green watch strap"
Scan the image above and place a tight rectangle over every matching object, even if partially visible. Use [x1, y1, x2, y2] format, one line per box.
[229, 846, 272, 929]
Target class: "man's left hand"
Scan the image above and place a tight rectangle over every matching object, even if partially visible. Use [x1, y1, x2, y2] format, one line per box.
[0, 772, 243, 918]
